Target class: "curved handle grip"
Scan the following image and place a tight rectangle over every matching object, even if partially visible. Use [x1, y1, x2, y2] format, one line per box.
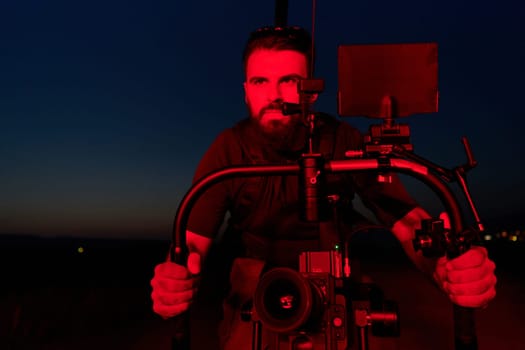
[454, 305, 477, 350]
[171, 312, 190, 350]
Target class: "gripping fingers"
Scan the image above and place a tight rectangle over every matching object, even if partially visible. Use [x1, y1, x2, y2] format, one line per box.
[449, 283, 497, 308]
[445, 273, 497, 297]
[444, 268, 497, 308]
[162, 288, 195, 305]
[151, 276, 195, 292]
[153, 301, 191, 319]
[446, 259, 496, 284]
[151, 288, 196, 318]
[446, 246, 488, 271]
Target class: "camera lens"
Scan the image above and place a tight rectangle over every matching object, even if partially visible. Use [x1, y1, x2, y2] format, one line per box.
[254, 267, 324, 333]
[263, 279, 302, 320]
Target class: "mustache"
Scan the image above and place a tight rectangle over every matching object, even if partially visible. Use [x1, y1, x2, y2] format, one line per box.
[261, 101, 285, 114]
[259, 101, 302, 116]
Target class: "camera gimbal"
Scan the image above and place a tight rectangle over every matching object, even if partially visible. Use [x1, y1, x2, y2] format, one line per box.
[169, 42, 484, 350]
[169, 117, 483, 350]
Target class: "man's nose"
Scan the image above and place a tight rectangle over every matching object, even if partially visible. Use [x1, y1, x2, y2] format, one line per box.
[267, 82, 282, 101]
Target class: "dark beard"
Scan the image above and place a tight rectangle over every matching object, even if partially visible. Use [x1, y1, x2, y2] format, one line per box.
[258, 115, 299, 141]
[248, 115, 308, 157]
[253, 101, 298, 141]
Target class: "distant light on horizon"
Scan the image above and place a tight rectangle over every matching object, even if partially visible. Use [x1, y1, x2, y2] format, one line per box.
[77, 246, 85, 254]
[487, 228, 524, 243]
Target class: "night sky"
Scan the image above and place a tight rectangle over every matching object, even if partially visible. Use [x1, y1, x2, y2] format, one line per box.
[1, 0, 523, 239]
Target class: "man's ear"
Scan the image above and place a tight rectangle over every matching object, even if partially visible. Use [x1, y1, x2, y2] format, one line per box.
[243, 82, 248, 104]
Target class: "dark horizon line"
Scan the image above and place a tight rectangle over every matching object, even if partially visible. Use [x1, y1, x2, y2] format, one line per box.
[0, 232, 171, 242]
[1, 219, 522, 243]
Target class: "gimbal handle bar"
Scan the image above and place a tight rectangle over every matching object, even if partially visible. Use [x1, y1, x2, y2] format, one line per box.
[169, 157, 477, 350]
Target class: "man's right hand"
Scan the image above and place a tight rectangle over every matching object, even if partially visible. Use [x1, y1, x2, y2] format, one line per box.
[150, 252, 201, 319]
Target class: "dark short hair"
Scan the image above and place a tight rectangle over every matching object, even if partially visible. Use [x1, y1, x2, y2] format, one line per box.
[242, 26, 313, 73]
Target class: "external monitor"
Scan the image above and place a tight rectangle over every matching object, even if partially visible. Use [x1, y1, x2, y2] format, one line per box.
[337, 42, 439, 118]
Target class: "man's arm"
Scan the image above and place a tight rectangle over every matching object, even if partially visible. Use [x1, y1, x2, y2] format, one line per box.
[390, 206, 436, 278]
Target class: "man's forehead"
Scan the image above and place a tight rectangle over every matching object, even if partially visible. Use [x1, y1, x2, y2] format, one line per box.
[245, 49, 308, 78]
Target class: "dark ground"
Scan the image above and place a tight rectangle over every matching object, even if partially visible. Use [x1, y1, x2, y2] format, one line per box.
[0, 233, 523, 350]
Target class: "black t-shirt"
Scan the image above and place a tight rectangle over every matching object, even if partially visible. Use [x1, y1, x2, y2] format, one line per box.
[187, 114, 418, 267]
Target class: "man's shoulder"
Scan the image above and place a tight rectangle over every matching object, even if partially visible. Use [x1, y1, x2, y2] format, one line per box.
[230, 117, 252, 133]
[202, 118, 252, 161]
[211, 121, 246, 144]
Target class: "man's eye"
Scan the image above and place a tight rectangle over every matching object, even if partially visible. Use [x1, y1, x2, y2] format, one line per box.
[281, 77, 300, 84]
[252, 78, 266, 85]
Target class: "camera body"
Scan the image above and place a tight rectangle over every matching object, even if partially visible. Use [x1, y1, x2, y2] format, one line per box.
[253, 250, 349, 350]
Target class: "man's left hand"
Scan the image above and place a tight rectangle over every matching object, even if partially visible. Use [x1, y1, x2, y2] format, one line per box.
[433, 246, 497, 308]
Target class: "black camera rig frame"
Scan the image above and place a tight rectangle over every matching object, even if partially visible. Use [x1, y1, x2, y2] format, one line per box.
[169, 116, 483, 349]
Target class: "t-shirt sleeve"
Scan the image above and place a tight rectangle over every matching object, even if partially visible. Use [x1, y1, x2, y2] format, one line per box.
[336, 121, 419, 227]
[186, 129, 237, 238]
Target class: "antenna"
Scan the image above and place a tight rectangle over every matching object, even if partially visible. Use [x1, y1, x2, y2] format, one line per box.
[310, 0, 317, 77]
[274, 0, 317, 78]
[274, 0, 288, 27]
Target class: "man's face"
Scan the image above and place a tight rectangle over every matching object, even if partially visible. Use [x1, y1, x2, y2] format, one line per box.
[244, 49, 309, 135]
